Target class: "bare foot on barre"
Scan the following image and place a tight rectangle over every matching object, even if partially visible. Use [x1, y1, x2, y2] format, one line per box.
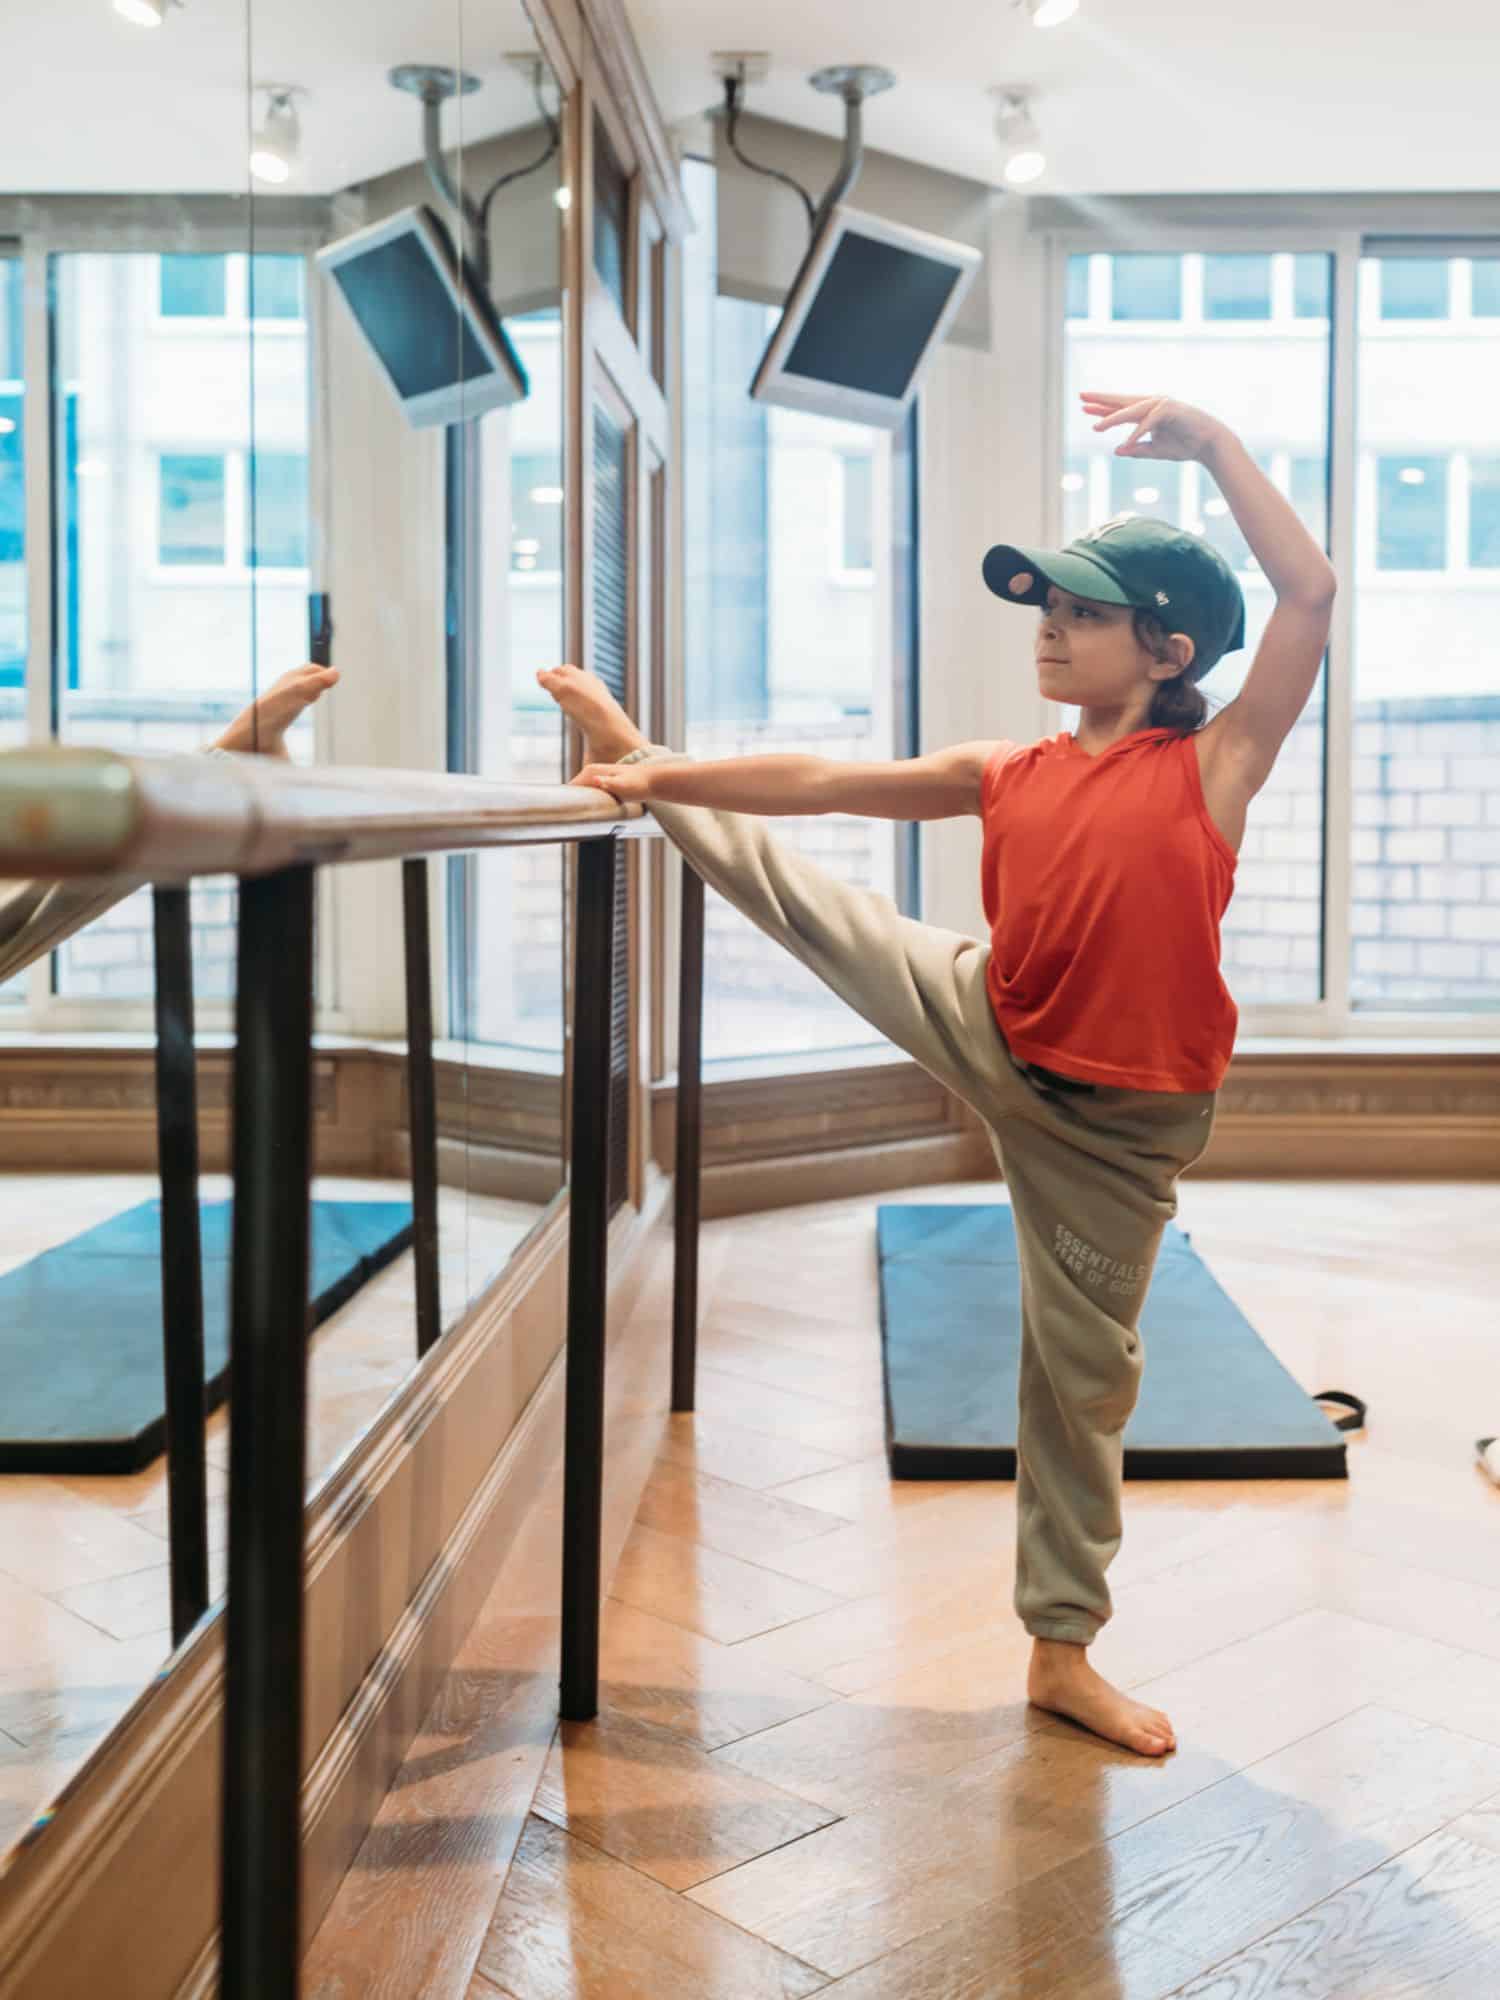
[536, 663, 647, 766]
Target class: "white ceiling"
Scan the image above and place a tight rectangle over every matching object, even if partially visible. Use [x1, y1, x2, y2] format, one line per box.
[630, 0, 1499, 196]
[3, 0, 1494, 200]
[0, 0, 551, 195]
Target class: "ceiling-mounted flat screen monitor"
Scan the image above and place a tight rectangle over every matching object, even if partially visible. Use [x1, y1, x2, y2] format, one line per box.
[316, 205, 528, 428]
[750, 204, 982, 431]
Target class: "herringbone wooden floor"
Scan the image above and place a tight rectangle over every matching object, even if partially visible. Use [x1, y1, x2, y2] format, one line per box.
[309, 1177, 1500, 2000]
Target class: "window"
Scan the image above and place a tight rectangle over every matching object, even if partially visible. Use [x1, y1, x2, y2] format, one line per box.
[510, 449, 564, 574]
[1109, 456, 1181, 527]
[837, 451, 874, 573]
[1379, 258, 1449, 320]
[682, 156, 914, 1063]
[592, 113, 629, 320]
[246, 450, 307, 568]
[1293, 254, 1331, 319]
[1376, 455, 1447, 570]
[249, 255, 305, 321]
[1065, 246, 1331, 1007]
[1110, 255, 1181, 321]
[1354, 253, 1500, 1012]
[159, 254, 227, 318]
[1065, 254, 1090, 320]
[1472, 260, 1500, 318]
[1203, 254, 1272, 321]
[1290, 454, 1328, 554]
[159, 453, 227, 566]
[1470, 457, 1500, 567]
[0, 257, 22, 697]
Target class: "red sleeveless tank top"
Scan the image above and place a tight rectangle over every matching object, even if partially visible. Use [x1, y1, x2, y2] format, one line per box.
[979, 726, 1238, 1093]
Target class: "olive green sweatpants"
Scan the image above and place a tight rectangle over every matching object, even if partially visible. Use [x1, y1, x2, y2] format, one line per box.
[619, 742, 1218, 1644]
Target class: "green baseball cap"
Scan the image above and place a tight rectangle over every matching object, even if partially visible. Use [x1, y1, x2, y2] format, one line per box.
[982, 514, 1246, 679]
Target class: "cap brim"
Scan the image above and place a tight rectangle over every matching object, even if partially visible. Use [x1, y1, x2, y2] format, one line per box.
[982, 543, 1136, 610]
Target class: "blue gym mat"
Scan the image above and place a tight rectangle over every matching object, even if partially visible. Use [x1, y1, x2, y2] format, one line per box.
[0, 1198, 413, 1474]
[877, 1204, 1351, 1480]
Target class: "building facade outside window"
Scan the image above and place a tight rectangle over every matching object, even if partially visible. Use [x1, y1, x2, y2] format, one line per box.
[1064, 244, 1500, 1018]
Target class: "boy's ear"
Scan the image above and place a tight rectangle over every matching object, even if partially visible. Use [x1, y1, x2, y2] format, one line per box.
[1167, 631, 1197, 674]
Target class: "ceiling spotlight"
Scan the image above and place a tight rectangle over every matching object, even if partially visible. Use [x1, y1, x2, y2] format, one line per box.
[994, 89, 1046, 186]
[114, 0, 182, 24]
[250, 87, 302, 185]
[1018, 0, 1080, 23]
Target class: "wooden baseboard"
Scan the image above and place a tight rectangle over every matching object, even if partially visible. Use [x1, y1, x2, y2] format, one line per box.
[702, 1129, 997, 1217]
[0, 1179, 673, 2000]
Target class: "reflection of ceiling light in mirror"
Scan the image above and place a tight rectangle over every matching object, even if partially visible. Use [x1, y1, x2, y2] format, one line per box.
[1398, 466, 1426, 485]
[554, 188, 572, 210]
[514, 538, 541, 555]
[1189, 519, 1206, 534]
[1133, 486, 1160, 503]
[1204, 498, 1229, 517]
[516, 556, 537, 570]
[114, 0, 177, 26]
[76, 459, 106, 478]
[1060, 473, 1084, 492]
[994, 90, 1046, 186]
[250, 88, 301, 186]
[530, 486, 564, 504]
[0, 418, 15, 436]
[1020, 0, 1080, 22]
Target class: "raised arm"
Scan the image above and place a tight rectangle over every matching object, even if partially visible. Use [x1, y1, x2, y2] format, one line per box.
[1085, 391, 1337, 799]
[573, 740, 1004, 821]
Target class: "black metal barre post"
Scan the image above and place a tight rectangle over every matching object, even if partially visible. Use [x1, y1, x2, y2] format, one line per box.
[402, 858, 442, 1358]
[220, 864, 316, 2000]
[151, 883, 210, 1647]
[670, 861, 704, 1413]
[558, 834, 618, 1722]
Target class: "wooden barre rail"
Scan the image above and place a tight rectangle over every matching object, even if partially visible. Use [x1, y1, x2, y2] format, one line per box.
[0, 743, 654, 882]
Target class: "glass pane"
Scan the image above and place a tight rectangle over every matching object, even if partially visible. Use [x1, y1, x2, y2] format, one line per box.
[1472, 259, 1500, 318]
[159, 453, 227, 566]
[683, 156, 906, 1061]
[246, 450, 307, 568]
[1110, 254, 1181, 321]
[1065, 253, 1090, 320]
[1379, 257, 1449, 320]
[1066, 248, 1333, 1005]
[160, 252, 227, 317]
[1293, 254, 1331, 319]
[1203, 254, 1272, 321]
[249, 253, 305, 320]
[1376, 455, 1447, 571]
[1353, 254, 1500, 1012]
[592, 112, 628, 320]
[1470, 457, 1500, 567]
[0, 254, 22, 1007]
[53, 249, 310, 998]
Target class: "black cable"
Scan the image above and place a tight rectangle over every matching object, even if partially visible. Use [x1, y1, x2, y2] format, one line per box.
[478, 64, 561, 231]
[721, 74, 816, 232]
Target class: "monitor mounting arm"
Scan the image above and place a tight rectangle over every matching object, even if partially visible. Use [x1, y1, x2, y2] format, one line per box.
[711, 56, 897, 241]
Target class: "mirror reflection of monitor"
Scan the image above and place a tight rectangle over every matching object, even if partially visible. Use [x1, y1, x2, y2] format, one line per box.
[316, 204, 529, 428]
[750, 203, 982, 431]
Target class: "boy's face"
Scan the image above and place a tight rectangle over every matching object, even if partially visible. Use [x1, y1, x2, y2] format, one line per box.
[1033, 586, 1194, 711]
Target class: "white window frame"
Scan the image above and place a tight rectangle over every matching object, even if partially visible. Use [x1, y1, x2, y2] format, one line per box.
[1045, 203, 1500, 1041]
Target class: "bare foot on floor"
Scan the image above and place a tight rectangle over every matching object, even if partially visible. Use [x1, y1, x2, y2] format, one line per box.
[1027, 1640, 1176, 1757]
[536, 663, 646, 765]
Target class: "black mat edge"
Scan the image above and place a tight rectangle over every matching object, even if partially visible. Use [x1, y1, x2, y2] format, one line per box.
[0, 1214, 415, 1476]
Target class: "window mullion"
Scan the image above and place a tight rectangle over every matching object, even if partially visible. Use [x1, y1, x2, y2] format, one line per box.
[1322, 230, 1362, 1034]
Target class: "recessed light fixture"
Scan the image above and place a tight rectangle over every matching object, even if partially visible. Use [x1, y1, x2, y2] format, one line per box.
[250, 87, 302, 186]
[76, 459, 106, 478]
[1018, 0, 1080, 23]
[113, 0, 181, 25]
[994, 89, 1046, 186]
[1398, 466, 1426, 485]
[0, 417, 16, 437]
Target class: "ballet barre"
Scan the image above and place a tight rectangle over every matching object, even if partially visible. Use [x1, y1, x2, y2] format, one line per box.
[0, 744, 706, 2000]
